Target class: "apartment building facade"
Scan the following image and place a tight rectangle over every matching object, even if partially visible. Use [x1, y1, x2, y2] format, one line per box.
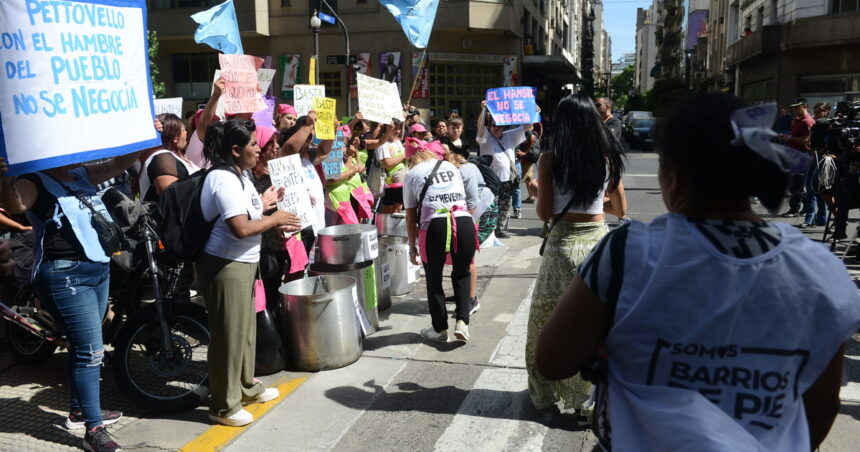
[635, 4, 659, 92]
[148, 0, 598, 119]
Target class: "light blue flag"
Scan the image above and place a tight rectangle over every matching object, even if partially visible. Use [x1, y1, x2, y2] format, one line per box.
[191, 0, 244, 54]
[377, 0, 440, 48]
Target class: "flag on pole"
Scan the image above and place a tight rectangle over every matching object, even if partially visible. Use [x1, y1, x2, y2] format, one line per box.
[191, 0, 244, 54]
[376, 0, 440, 48]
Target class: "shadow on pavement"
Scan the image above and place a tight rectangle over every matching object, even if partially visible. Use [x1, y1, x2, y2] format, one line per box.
[324, 379, 585, 432]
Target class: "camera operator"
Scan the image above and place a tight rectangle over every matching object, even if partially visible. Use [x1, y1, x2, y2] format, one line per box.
[828, 101, 860, 240]
[779, 98, 815, 217]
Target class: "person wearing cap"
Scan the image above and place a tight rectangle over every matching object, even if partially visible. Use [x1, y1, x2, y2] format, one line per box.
[404, 105, 426, 129]
[779, 97, 815, 217]
[535, 93, 858, 451]
[476, 100, 535, 238]
[408, 123, 432, 142]
[403, 138, 476, 343]
[275, 104, 298, 131]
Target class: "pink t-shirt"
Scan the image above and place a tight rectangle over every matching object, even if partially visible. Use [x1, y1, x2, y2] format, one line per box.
[185, 132, 210, 169]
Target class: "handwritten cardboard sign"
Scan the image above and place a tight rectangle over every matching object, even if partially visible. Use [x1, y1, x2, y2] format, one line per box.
[356, 73, 403, 124]
[312, 96, 336, 140]
[267, 154, 314, 230]
[321, 129, 345, 179]
[257, 68, 276, 95]
[485, 86, 541, 126]
[154, 97, 183, 117]
[0, 0, 160, 175]
[293, 84, 325, 117]
[218, 54, 266, 114]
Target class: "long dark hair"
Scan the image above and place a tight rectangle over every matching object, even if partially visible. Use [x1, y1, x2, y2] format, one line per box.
[655, 93, 788, 211]
[549, 94, 625, 207]
[203, 119, 256, 168]
[156, 113, 185, 154]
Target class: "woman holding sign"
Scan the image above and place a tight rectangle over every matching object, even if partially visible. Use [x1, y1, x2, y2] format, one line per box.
[535, 94, 859, 450]
[375, 120, 407, 213]
[404, 139, 477, 343]
[198, 120, 302, 427]
[0, 137, 157, 451]
[525, 94, 626, 420]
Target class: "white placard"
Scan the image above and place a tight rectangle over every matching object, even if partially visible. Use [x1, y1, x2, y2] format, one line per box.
[257, 68, 276, 94]
[362, 230, 379, 260]
[381, 262, 391, 289]
[0, 0, 160, 175]
[153, 97, 183, 117]
[356, 73, 403, 124]
[293, 84, 325, 117]
[267, 154, 314, 230]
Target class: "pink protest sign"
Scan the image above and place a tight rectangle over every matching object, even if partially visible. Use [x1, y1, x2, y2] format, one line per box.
[218, 54, 267, 114]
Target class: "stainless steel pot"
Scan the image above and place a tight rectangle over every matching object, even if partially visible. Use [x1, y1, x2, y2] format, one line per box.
[375, 213, 407, 237]
[381, 236, 417, 296]
[279, 276, 363, 371]
[310, 262, 379, 333]
[315, 224, 379, 265]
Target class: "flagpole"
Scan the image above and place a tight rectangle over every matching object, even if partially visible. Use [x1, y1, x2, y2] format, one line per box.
[406, 47, 428, 106]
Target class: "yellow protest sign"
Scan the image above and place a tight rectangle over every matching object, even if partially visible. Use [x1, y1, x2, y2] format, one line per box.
[312, 97, 337, 140]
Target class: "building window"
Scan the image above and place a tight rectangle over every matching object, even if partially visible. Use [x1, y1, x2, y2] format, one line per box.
[756, 7, 764, 29]
[172, 52, 219, 100]
[321, 71, 342, 97]
[428, 63, 500, 121]
[770, 0, 778, 24]
[282, 0, 291, 6]
[741, 79, 775, 104]
[833, 0, 860, 13]
[152, 0, 221, 8]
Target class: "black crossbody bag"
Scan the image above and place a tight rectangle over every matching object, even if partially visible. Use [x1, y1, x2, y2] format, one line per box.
[50, 175, 123, 256]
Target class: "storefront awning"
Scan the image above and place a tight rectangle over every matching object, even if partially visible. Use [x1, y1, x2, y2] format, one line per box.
[522, 55, 580, 84]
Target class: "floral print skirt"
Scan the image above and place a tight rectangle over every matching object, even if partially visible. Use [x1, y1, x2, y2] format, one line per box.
[525, 220, 609, 411]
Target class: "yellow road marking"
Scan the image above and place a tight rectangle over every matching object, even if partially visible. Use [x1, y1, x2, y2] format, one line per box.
[179, 375, 308, 452]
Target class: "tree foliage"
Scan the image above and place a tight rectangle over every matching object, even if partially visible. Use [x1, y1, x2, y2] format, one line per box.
[148, 30, 167, 98]
[609, 65, 634, 109]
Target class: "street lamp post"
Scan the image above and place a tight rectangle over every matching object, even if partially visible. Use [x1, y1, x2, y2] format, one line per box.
[319, 0, 351, 116]
[310, 11, 321, 84]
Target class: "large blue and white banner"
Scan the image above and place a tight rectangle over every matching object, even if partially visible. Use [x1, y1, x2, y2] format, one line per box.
[0, 0, 159, 175]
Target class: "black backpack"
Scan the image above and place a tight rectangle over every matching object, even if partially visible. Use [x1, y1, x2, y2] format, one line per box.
[157, 166, 243, 263]
[469, 154, 501, 196]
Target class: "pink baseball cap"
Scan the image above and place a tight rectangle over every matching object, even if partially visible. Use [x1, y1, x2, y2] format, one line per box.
[408, 123, 428, 134]
[404, 137, 445, 160]
[277, 104, 297, 116]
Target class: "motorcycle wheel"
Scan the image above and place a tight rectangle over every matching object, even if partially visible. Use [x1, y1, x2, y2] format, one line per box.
[4, 289, 57, 365]
[112, 302, 210, 413]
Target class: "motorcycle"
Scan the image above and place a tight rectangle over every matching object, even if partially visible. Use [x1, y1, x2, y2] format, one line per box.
[0, 190, 210, 413]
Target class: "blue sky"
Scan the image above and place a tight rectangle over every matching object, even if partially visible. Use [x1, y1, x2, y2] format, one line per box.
[604, 0, 653, 61]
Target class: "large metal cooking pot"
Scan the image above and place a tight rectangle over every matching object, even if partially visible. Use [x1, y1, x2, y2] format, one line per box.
[280, 275, 363, 371]
[382, 236, 418, 296]
[375, 212, 407, 238]
[310, 262, 379, 333]
[315, 224, 379, 265]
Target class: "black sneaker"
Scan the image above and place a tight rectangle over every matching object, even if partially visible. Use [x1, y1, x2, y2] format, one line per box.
[468, 298, 480, 315]
[84, 426, 122, 452]
[496, 231, 510, 239]
[781, 211, 799, 218]
[65, 410, 123, 430]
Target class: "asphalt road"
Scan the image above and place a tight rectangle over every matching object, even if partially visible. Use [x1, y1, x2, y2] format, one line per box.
[1, 147, 858, 451]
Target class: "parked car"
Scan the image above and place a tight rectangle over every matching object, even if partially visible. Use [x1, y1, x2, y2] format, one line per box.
[625, 117, 657, 150]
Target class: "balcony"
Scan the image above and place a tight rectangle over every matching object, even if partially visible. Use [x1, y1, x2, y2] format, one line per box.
[148, 0, 270, 38]
[725, 25, 781, 65]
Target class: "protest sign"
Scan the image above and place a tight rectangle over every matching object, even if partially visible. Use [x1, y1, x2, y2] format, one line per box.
[252, 95, 277, 129]
[218, 54, 266, 114]
[293, 84, 325, 117]
[321, 130, 345, 179]
[485, 86, 541, 126]
[154, 97, 183, 117]
[312, 97, 336, 140]
[0, 0, 160, 175]
[267, 154, 314, 230]
[257, 68, 276, 94]
[357, 73, 403, 124]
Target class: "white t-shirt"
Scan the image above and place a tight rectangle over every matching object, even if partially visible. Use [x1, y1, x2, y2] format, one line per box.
[403, 160, 470, 227]
[477, 126, 526, 182]
[375, 140, 407, 185]
[301, 157, 326, 232]
[200, 169, 263, 263]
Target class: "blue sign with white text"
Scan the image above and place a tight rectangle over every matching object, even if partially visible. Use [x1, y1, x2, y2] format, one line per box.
[318, 12, 336, 24]
[485, 86, 541, 126]
[322, 129, 345, 179]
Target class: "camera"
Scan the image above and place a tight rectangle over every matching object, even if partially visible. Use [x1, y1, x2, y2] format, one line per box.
[829, 101, 860, 149]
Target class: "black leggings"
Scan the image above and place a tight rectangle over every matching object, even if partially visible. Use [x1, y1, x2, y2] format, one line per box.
[423, 216, 477, 332]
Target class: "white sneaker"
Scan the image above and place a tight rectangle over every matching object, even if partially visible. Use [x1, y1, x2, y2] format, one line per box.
[420, 327, 448, 343]
[208, 409, 253, 427]
[252, 387, 279, 404]
[453, 320, 470, 342]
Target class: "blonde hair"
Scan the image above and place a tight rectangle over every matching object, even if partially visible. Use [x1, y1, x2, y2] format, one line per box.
[445, 151, 465, 168]
[408, 151, 439, 168]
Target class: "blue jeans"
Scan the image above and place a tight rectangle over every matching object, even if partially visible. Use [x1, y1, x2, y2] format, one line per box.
[803, 159, 828, 226]
[34, 259, 110, 429]
[512, 160, 523, 210]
